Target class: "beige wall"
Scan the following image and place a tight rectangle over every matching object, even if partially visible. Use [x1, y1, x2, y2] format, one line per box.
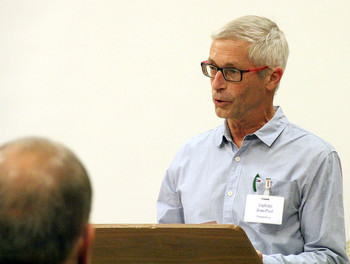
[1, 0, 349, 239]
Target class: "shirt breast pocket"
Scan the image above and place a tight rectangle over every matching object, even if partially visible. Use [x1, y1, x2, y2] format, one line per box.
[252, 180, 299, 234]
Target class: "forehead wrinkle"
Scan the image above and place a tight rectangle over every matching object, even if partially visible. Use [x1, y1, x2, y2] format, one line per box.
[210, 39, 252, 69]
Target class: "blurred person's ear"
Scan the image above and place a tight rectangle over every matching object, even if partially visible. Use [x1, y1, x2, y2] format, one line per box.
[78, 224, 95, 264]
[67, 224, 95, 264]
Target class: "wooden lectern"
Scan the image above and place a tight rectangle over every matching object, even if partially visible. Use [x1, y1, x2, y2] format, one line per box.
[91, 224, 262, 263]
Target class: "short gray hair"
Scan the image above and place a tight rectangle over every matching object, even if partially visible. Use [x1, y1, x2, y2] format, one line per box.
[211, 15, 289, 70]
[0, 137, 92, 264]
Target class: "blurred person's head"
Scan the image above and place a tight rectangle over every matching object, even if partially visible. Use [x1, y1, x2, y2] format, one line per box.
[0, 137, 94, 264]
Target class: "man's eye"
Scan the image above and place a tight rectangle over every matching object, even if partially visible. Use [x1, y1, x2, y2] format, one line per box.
[225, 69, 239, 77]
[208, 66, 218, 74]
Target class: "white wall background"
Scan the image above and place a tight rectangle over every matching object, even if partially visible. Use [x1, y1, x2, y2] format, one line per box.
[1, 1, 349, 239]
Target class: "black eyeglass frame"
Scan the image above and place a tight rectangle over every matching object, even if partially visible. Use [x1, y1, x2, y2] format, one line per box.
[201, 61, 269, 82]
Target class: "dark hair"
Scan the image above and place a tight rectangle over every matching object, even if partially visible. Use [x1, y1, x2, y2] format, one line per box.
[0, 137, 92, 264]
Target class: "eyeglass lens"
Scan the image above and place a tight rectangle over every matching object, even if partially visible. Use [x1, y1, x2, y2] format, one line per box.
[202, 64, 241, 82]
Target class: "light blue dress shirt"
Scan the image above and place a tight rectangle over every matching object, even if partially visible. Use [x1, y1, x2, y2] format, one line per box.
[157, 107, 348, 263]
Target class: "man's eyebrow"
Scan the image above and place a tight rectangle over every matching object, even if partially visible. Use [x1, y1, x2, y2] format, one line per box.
[207, 59, 238, 68]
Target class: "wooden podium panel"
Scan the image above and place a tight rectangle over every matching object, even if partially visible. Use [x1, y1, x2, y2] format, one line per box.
[91, 224, 262, 264]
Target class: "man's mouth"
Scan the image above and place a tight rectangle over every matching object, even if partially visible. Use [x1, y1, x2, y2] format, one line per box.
[213, 98, 230, 106]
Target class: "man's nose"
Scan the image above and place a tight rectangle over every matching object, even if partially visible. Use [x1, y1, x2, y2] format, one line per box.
[211, 70, 227, 90]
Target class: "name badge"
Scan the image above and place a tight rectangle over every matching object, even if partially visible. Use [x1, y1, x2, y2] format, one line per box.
[244, 194, 284, 225]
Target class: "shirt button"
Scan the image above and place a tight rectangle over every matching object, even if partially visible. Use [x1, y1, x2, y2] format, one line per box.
[235, 157, 241, 162]
[227, 191, 233, 197]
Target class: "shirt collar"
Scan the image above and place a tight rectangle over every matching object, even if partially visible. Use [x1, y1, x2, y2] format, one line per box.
[214, 121, 232, 147]
[215, 106, 288, 147]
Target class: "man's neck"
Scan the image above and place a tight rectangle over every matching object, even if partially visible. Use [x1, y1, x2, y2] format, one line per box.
[227, 106, 275, 148]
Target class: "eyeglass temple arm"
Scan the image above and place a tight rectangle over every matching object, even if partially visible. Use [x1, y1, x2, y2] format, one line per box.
[244, 66, 269, 72]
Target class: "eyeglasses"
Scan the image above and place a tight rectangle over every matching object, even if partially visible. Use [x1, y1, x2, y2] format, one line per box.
[201, 61, 269, 82]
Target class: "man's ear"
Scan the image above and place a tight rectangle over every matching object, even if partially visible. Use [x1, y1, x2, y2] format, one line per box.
[267, 67, 283, 91]
[78, 224, 95, 264]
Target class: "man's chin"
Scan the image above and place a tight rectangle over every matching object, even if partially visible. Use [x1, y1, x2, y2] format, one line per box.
[215, 109, 228, 119]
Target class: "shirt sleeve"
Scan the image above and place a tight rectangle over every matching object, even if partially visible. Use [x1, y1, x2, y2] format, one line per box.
[262, 151, 349, 264]
[157, 169, 184, 223]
